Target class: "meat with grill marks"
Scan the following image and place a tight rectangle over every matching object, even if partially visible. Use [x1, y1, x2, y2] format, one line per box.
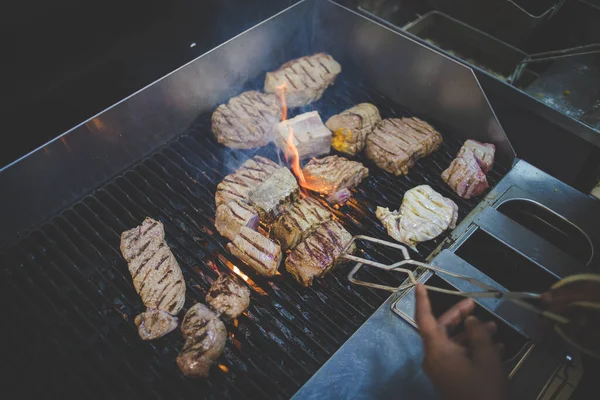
[264, 53, 342, 108]
[365, 117, 443, 175]
[442, 148, 489, 199]
[248, 167, 299, 222]
[227, 226, 282, 277]
[177, 303, 227, 378]
[285, 220, 355, 287]
[302, 155, 369, 204]
[134, 309, 179, 341]
[271, 197, 332, 251]
[215, 199, 259, 241]
[326, 103, 381, 156]
[457, 139, 496, 174]
[211, 90, 282, 149]
[206, 275, 251, 319]
[215, 156, 281, 208]
[376, 185, 458, 248]
[120, 217, 186, 340]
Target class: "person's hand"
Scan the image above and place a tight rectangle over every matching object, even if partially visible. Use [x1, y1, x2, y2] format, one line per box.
[415, 284, 508, 400]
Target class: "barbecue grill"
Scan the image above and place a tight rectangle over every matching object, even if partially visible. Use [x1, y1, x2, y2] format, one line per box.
[2, 1, 599, 399]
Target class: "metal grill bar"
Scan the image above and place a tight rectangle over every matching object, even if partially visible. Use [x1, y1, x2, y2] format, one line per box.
[1, 77, 507, 399]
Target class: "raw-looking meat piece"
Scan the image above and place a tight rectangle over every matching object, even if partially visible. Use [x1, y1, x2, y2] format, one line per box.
[211, 91, 282, 149]
[215, 200, 259, 241]
[285, 220, 355, 287]
[206, 275, 251, 319]
[120, 218, 186, 339]
[177, 303, 227, 378]
[376, 185, 458, 248]
[271, 197, 332, 251]
[215, 156, 281, 207]
[264, 53, 342, 107]
[302, 155, 369, 204]
[458, 140, 496, 174]
[365, 117, 443, 175]
[227, 227, 282, 277]
[134, 309, 179, 341]
[274, 111, 332, 159]
[326, 103, 381, 155]
[442, 148, 489, 199]
[248, 167, 299, 221]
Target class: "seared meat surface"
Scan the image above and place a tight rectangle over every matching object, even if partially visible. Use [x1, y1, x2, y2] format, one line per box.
[376, 185, 458, 248]
[271, 197, 332, 251]
[274, 111, 332, 159]
[442, 148, 489, 199]
[134, 309, 179, 340]
[177, 303, 226, 378]
[120, 218, 186, 339]
[215, 156, 281, 208]
[215, 199, 259, 241]
[212, 91, 282, 149]
[248, 167, 299, 221]
[365, 117, 443, 175]
[285, 220, 355, 287]
[326, 103, 381, 155]
[302, 155, 369, 204]
[457, 139, 495, 174]
[264, 53, 342, 107]
[227, 226, 282, 277]
[206, 275, 251, 319]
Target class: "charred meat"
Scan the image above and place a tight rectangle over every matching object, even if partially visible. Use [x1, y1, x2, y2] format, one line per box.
[215, 199, 259, 241]
[211, 91, 282, 149]
[274, 111, 332, 159]
[376, 185, 458, 248]
[227, 226, 282, 277]
[285, 220, 355, 287]
[271, 197, 332, 251]
[215, 156, 281, 208]
[134, 309, 179, 341]
[457, 139, 495, 174]
[365, 117, 443, 175]
[177, 303, 227, 378]
[248, 167, 299, 221]
[120, 218, 186, 339]
[264, 53, 342, 107]
[302, 155, 369, 204]
[442, 148, 489, 199]
[206, 275, 251, 319]
[326, 103, 381, 155]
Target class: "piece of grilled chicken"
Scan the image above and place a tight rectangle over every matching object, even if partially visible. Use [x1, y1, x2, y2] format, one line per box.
[376, 185, 458, 248]
[285, 220, 355, 287]
[120, 217, 186, 340]
[302, 155, 369, 204]
[227, 226, 282, 277]
[177, 303, 227, 378]
[326, 103, 381, 156]
[206, 275, 250, 320]
[264, 53, 342, 107]
[271, 197, 332, 251]
[215, 199, 259, 241]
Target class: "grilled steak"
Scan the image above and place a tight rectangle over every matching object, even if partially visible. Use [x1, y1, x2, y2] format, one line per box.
[264, 53, 342, 107]
[177, 303, 226, 378]
[120, 218, 186, 339]
[248, 167, 299, 221]
[134, 309, 179, 341]
[302, 155, 369, 204]
[274, 111, 332, 159]
[271, 197, 332, 251]
[206, 275, 251, 319]
[211, 90, 282, 149]
[326, 103, 382, 156]
[215, 156, 281, 208]
[227, 227, 282, 277]
[376, 185, 458, 248]
[442, 148, 489, 199]
[285, 220, 355, 287]
[215, 199, 259, 241]
[365, 117, 443, 175]
[457, 139, 495, 174]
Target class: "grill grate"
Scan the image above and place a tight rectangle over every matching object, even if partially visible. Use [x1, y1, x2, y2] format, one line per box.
[1, 76, 507, 399]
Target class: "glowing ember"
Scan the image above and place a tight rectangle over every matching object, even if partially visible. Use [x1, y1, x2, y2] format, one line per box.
[233, 266, 249, 282]
[218, 364, 230, 373]
[233, 318, 239, 328]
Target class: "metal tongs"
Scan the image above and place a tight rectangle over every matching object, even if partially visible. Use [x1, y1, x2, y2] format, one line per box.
[340, 235, 569, 324]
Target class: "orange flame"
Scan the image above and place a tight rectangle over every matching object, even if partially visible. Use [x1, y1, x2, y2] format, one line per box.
[233, 266, 249, 282]
[218, 364, 230, 373]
